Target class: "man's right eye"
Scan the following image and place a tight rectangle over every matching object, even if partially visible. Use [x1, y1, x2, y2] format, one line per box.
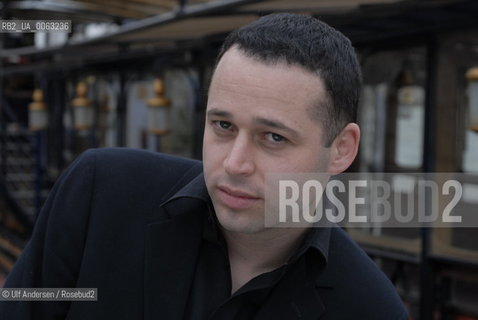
[212, 120, 232, 130]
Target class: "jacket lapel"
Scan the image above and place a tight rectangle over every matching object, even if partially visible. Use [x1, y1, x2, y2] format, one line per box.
[144, 199, 207, 320]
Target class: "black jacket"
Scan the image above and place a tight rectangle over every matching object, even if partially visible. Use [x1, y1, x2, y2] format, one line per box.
[1, 148, 408, 319]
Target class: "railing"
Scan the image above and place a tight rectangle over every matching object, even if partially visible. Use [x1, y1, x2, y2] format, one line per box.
[0, 91, 54, 275]
[2, 123, 47, 222]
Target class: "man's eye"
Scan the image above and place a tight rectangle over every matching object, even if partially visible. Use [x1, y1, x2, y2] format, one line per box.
[213, 120, 231, 129]
[265, 133, 286, 143]
[212, 120, 232, 130]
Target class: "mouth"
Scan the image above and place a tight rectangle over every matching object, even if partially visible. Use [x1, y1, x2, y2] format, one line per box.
[217, 185, 261, 210]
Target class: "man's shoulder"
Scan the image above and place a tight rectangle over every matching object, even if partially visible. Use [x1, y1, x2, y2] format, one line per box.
[74, 148, 202, 183]
[317, 227, 408, 319]
[62, 148, 203, 206]
[79, 147, 200, 171]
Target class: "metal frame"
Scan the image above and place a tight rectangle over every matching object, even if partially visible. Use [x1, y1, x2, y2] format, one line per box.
[418, 38, 439, 320]
[7, 1, 130, 21]
[0, 0, 264, 59]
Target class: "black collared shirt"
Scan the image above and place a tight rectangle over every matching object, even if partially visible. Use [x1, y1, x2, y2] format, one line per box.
[162, 173, 407, 320]
[182, 197, 331, 320]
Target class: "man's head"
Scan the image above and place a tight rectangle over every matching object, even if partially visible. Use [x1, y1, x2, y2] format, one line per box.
[202, 13, 361, 234]
[216, 13, 362, 146]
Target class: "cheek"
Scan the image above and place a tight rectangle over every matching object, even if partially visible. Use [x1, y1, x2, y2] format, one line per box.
[310, 150, 330, 173]
[202, 130, 217, 161]
[202, 132, 226, 174]
[274, 149, 327, 173]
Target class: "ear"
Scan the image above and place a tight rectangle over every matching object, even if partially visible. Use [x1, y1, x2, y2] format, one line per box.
[326, 123, 360, 175]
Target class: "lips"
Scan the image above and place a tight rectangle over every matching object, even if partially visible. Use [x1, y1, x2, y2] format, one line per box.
[217, 185, 260, 210]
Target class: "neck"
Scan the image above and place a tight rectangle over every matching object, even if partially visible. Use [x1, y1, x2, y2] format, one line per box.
[222, 226, 308, 293]
[223, 227, 308, 268]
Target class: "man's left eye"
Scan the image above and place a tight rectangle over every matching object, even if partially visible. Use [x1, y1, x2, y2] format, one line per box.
[265, 133, 285, 143]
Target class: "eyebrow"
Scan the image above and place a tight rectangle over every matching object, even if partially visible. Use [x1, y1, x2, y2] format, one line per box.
[253, 117, 301, 140]
[206, 108, 232, 119]
[207, 108, 301, 140]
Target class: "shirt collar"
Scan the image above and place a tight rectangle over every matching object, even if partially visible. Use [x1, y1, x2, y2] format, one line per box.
[289, 226, 331, 264]
[161, 171, 331, 263]
[160, 173, 210, 206]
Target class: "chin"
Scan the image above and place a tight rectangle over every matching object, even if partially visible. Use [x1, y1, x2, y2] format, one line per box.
[215, 208, 265, 234]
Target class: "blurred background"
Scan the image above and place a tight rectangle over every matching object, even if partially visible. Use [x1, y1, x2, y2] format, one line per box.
[1, 0, 478, 319]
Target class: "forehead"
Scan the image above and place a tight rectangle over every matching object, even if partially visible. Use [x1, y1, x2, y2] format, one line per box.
[208, 47, 327, 118]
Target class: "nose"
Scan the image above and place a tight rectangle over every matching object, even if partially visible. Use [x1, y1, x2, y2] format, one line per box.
[223, 133, 255, 177]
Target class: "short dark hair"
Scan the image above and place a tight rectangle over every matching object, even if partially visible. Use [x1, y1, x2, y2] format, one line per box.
[216, 13, 362, 146]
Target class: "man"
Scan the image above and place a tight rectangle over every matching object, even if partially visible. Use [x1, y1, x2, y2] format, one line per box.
[1, 13, 408, 319]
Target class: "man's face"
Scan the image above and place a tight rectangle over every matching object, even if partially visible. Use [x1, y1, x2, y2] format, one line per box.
[203, 47, 332, 234]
